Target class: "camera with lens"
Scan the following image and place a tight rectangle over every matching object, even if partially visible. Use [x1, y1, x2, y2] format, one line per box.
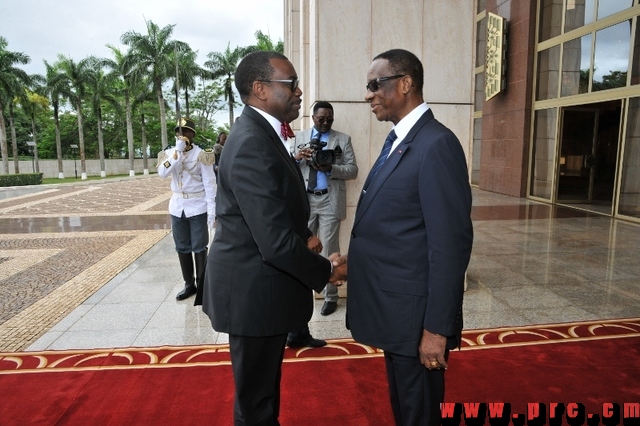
[300, 138, 338, 168]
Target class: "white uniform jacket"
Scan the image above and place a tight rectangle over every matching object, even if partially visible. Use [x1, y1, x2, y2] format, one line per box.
[157, 144, 216, 218]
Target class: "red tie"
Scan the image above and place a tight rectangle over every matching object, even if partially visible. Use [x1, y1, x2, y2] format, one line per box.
[280, 122, 295, 140]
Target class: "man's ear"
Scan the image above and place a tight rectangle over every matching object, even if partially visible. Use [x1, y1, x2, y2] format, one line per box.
[400, 75, 413, 95]
[253, 81, 268, 101]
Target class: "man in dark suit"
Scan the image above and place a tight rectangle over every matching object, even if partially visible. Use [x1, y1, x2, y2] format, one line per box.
[346, 49, 473, 425]
[201, 51, 347, 426]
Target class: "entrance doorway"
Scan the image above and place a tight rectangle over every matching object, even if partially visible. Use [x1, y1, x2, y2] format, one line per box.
[556, 100, 622, 214]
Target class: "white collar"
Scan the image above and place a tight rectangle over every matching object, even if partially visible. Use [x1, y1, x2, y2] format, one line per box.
[392, 102, 430, 143]
[249, 106, 290, 150]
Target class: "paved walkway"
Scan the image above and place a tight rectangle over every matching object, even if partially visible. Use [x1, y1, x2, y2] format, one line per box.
[0, 175, 639, 352]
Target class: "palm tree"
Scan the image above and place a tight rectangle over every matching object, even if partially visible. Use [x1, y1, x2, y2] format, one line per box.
[131, 81, 156, 174]
[121, 20, 189, 149]
[43, 60, 68, 178]
[57, 55, 94, 179]
[87, 61, 122, 177]
[104, 45, 144, 177]
[171, 46, 204, 118]
[20, 87, 49, 173]
[58, 55, 95, 180]
[7, 95, 25, 174]
[251, 30, 284, 53]
[0, 36, 31, 174]
[204, 43, 251, 129]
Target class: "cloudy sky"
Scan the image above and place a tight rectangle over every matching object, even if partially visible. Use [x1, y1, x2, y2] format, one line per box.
[0, 0, 284, 77]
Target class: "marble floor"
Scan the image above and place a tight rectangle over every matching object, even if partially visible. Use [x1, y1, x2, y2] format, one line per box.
[1, 178, 638, 352]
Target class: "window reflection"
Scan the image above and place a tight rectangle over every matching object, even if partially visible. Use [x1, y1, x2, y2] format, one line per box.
[562, 34, 592, 96]
[477, 0, 486, 14]
[593, 21, 631, 92]
[631, 16, 640, 85]
[565, 0, 596, 33]
[530, 109, 558, 200]
[539, 0, 563, 42]
[537, 46, 561, 100]
[618, 97, 640, 218]
[597, 0, 633, 20]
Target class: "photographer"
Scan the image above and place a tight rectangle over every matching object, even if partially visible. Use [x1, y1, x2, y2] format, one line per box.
[288, 101, 358, 347]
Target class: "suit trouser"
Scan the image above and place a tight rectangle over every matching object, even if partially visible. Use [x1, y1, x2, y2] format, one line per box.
[229, 334, 288, 426]
[307, 192, 340, 302]
[171, 212, 208, 254]
[384, 351, 445, 426]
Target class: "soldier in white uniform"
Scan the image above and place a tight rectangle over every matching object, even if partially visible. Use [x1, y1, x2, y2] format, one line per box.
[157, 118, 216, 303]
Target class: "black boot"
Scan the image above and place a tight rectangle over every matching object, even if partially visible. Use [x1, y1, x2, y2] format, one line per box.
[176, 252, 197, 300]
[193, 250, 207, 306]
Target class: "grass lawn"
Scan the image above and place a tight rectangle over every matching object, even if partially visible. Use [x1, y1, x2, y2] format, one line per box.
[41, 173, 155, 185]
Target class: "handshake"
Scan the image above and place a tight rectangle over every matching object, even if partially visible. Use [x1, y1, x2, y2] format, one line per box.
[306, 236, 347, 285]
[328, 252, 348, 285]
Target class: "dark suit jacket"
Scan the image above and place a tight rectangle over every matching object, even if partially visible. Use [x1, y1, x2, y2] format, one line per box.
[203, 106, 331, 337]
[347, 109, 473, 357]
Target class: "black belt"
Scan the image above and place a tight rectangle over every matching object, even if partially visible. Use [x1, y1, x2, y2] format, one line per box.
[307, 189, 328, 195]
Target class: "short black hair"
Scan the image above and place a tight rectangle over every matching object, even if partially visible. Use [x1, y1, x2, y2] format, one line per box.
[313, 101, 333, 114]
[235, 51, 289, 103]
[373, 49, 424, 93]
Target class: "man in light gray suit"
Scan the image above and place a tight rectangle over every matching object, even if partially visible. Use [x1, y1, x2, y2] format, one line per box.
[287, 101, 358, 348]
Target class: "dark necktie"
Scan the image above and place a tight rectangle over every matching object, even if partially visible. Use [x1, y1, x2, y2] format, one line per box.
[281, 122, 295, 140]
[308, 166, 318, 191]
[363, 129, 397, 191]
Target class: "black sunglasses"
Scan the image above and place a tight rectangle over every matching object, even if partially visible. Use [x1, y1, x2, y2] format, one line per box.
[313, 116, 334, 124]
[366, 74, 406, 92]
[258, 78, 299, 92]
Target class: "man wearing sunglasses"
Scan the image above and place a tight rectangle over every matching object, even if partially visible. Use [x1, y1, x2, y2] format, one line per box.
[201, 51, 347, 426]
[287, 101, 358, 348]
[347, 49, 473, 425]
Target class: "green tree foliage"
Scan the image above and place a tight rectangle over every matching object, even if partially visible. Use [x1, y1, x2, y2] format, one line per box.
[251, 30, 284, 53]
[1, 23, 282, 174]
[204, 43, 251, 129]
[0, 36, 31, 174]
[56, 55, 95, 177]
[121, 20, 189, 149]
[592, 70, 627, 92]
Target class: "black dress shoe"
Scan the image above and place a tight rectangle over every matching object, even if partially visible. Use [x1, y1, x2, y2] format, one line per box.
[176, 284, 197, 300]
[287, 337, 327, 349]
[321, 301, 337, 316]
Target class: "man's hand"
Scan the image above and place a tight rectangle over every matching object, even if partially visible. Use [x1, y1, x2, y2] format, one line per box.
[307, 235, 323, 253]
[294, 147, 313, 161]
[175, 136, 187, 153]
[328, 252, 347, 285]
[419, 329, 448, 370]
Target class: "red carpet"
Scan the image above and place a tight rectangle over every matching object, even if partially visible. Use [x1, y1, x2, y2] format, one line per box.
[1, 318, 639, 425]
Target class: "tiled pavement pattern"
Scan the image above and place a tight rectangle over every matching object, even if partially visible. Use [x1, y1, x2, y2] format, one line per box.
[0, 176, 639, 352]
[0, 177, 171, 351]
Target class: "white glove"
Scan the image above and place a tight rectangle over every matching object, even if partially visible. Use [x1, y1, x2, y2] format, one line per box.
[207, 214, 215, 227]
[175, 136, 187, 152]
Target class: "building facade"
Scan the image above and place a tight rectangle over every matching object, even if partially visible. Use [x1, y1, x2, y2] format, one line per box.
[285, 0, 640, 234]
